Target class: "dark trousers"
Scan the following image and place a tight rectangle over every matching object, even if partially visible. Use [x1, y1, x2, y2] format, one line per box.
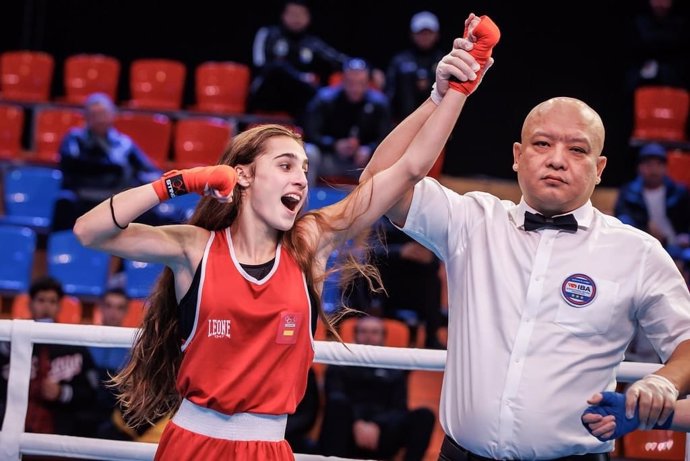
[319, 395, 435, 460]
[439, 436, 611, 461]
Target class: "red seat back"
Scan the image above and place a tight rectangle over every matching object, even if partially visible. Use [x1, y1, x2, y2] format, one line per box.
[0, 103, 25, 160]
[173, 117, 232, 168]
[63, 53, 121, 104]
[195, 61, 250, 114]
[128, 58, 186, 110]
[0, 51, 54, 102]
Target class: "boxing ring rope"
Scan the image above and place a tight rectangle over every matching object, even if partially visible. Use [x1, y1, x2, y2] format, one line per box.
[0, 319, 674, 461]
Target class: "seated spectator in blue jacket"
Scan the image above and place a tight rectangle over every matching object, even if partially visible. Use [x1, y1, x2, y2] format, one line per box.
[0, 276, 100, 437]
[248, 0, 349, 119]
[614, 142, 690, 260]
[302, 58, 391, 186]
[52, 92, 168, 231]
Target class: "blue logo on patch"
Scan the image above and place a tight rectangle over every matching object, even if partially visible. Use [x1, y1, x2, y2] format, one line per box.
[561, 273, 597, 307]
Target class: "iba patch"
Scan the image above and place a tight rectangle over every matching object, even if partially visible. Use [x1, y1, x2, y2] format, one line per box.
[561, 273, 597, 308]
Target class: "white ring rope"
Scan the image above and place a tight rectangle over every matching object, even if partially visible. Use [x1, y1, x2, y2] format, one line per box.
[0, 320, 666, 461]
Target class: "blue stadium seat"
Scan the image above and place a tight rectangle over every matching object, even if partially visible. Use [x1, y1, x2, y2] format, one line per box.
[47, 230, 110, 298]
[0, 165, 62, 231]
[0, 225, 37, 294]
[156, 193, 201, 223]
[123, 259, 164, 299]
[306, 186, 348, 211]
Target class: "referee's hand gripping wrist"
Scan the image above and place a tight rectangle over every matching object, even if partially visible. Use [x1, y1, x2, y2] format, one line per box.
[626, 374, 679, 430]
[581, 391, 675, 441]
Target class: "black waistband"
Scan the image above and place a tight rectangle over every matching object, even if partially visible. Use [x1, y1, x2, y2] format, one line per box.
[440, 436, 611, 461]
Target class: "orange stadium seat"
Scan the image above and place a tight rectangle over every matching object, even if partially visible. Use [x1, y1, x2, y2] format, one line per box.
[631, 86, 689, 143]
[0, 50, 54, 102]
[114, 111, 172, 168]
[31, 107, 85, 164]
[11, 292, 83, 324]
[0, 103, 25, 161]
[407, 369, 445, 461]
[172, 117, 232, 168]
[194, 61, 251, 114]
[127, 58, 186, 110]
[63, 53, 121, 104]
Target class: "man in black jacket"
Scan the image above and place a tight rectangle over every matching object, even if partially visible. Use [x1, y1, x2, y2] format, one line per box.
[318, 316, 435, 460]
[303, 58, 391, 186]
[385, 11, 445, 124]
[248, 0, 349, 119]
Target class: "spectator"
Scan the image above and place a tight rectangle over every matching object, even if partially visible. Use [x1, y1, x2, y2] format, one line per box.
[75, 288, 171, 443]
[318, 316, 435, 460]
[614, 142, 690, 261]
[0, 276, 100, 438]
[86, 288, 132, 437]
[303, 58, 392, 186]
[248, 0, 349, 119]
[624, 0, 690, 93]
[385, 11, 445, 124]
[52, 92, 168, 232]
[374, 218, 446, 349]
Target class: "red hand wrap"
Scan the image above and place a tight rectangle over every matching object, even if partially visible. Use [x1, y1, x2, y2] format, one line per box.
[449, 15, 501, 95]
[152, 165, 237, 202]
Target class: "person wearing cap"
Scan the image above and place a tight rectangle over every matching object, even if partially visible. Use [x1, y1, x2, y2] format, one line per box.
[614, 142, 690, 259]
[302, 57, 392, 185]
[385, 11, 445, 123]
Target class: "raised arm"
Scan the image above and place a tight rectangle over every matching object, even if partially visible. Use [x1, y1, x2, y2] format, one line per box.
[360, 13, 497, 227]
[73, 166, 237, 277]
[313, 14, 500, 258]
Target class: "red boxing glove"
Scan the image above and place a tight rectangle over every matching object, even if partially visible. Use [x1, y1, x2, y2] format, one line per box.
[152, 165, 237, 202]
[449, 15, 501, 95]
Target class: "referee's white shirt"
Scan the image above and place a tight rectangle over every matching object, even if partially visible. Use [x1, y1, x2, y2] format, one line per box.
[400, 178, 690, 460]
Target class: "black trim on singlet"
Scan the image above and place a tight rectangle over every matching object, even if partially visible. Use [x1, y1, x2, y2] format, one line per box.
[242, 258, 276, 281]
[177, 258, 318, 342]
[178, 262, 202, 341]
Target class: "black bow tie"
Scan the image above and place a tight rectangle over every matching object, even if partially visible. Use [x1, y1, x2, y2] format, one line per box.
[523, 211, 578, 232]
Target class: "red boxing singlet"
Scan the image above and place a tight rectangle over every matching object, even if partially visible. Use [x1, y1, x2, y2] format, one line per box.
[176, 229, 314, 415]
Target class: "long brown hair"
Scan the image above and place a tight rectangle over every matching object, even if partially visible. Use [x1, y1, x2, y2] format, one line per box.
[112, 124, 381, 426]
